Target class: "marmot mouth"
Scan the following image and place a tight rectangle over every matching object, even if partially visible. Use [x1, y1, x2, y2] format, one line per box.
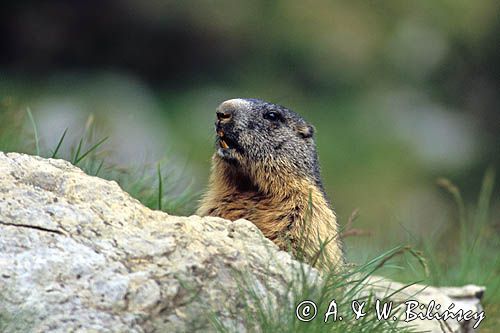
[217, 130, 238, 150]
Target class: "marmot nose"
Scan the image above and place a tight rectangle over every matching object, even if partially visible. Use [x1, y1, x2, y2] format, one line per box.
[216, 99, 250, 123]
[216, 109, 233, 123]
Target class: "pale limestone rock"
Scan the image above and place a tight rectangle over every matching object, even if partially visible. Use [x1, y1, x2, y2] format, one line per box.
[0, 152, 316, 332]
[0, 152, 484, 332]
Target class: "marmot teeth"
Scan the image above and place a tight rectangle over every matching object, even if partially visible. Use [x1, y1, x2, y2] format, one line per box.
[217, 130, 230, 149]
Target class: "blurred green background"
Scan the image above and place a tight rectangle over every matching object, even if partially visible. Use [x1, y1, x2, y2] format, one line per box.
[1, 1, 499, 268]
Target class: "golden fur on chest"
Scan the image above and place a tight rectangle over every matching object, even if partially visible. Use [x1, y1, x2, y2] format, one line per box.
[203, 189, 302, 242]
[197, 155, 343, 269]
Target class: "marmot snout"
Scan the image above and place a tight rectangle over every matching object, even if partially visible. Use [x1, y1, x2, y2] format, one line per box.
[214, 99, 317, 179]
[198, 98, 344, 270]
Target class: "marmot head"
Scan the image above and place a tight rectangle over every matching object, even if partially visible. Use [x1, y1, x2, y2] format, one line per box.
[213, 98, 322, 191]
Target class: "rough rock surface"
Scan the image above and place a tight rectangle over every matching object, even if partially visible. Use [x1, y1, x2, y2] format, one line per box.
[0, 153, 485, 332]
[0, 152, 317, 332]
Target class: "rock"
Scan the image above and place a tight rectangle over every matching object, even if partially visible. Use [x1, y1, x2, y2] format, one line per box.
[0, 152, 485, 332]
[362, 276, 485, 333]
[0, 152, 317, 332]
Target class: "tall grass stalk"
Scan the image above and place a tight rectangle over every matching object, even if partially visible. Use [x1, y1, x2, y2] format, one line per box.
[25, 107, 39, 156]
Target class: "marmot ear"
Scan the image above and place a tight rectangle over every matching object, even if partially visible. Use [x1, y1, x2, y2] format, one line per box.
[296, 124, 314, 138]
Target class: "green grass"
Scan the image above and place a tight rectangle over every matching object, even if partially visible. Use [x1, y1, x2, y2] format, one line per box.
[0, 107, 198, 216]
[426, 170, 498, 291]
[418, 170, 499, 331]
[366, 169, 499, 332]
[207, 244, 427, 333]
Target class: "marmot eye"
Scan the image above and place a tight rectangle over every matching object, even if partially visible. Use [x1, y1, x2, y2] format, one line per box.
[264, 111, 279, 121]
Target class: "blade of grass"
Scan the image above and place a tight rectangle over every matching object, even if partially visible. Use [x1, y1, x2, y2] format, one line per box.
[25, 107, 39, 156]
[437, 178, 467, 254]
[74, 136, 108, 165]
[157, 162, 163, 211]
[475, 168, 495, 228]
[94, 159, 105, 177]
[72, 138, 84, 164]
[51, 128, 68, 159]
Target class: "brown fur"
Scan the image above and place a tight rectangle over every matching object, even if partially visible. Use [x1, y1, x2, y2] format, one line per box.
[197, 153, 344, 270]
